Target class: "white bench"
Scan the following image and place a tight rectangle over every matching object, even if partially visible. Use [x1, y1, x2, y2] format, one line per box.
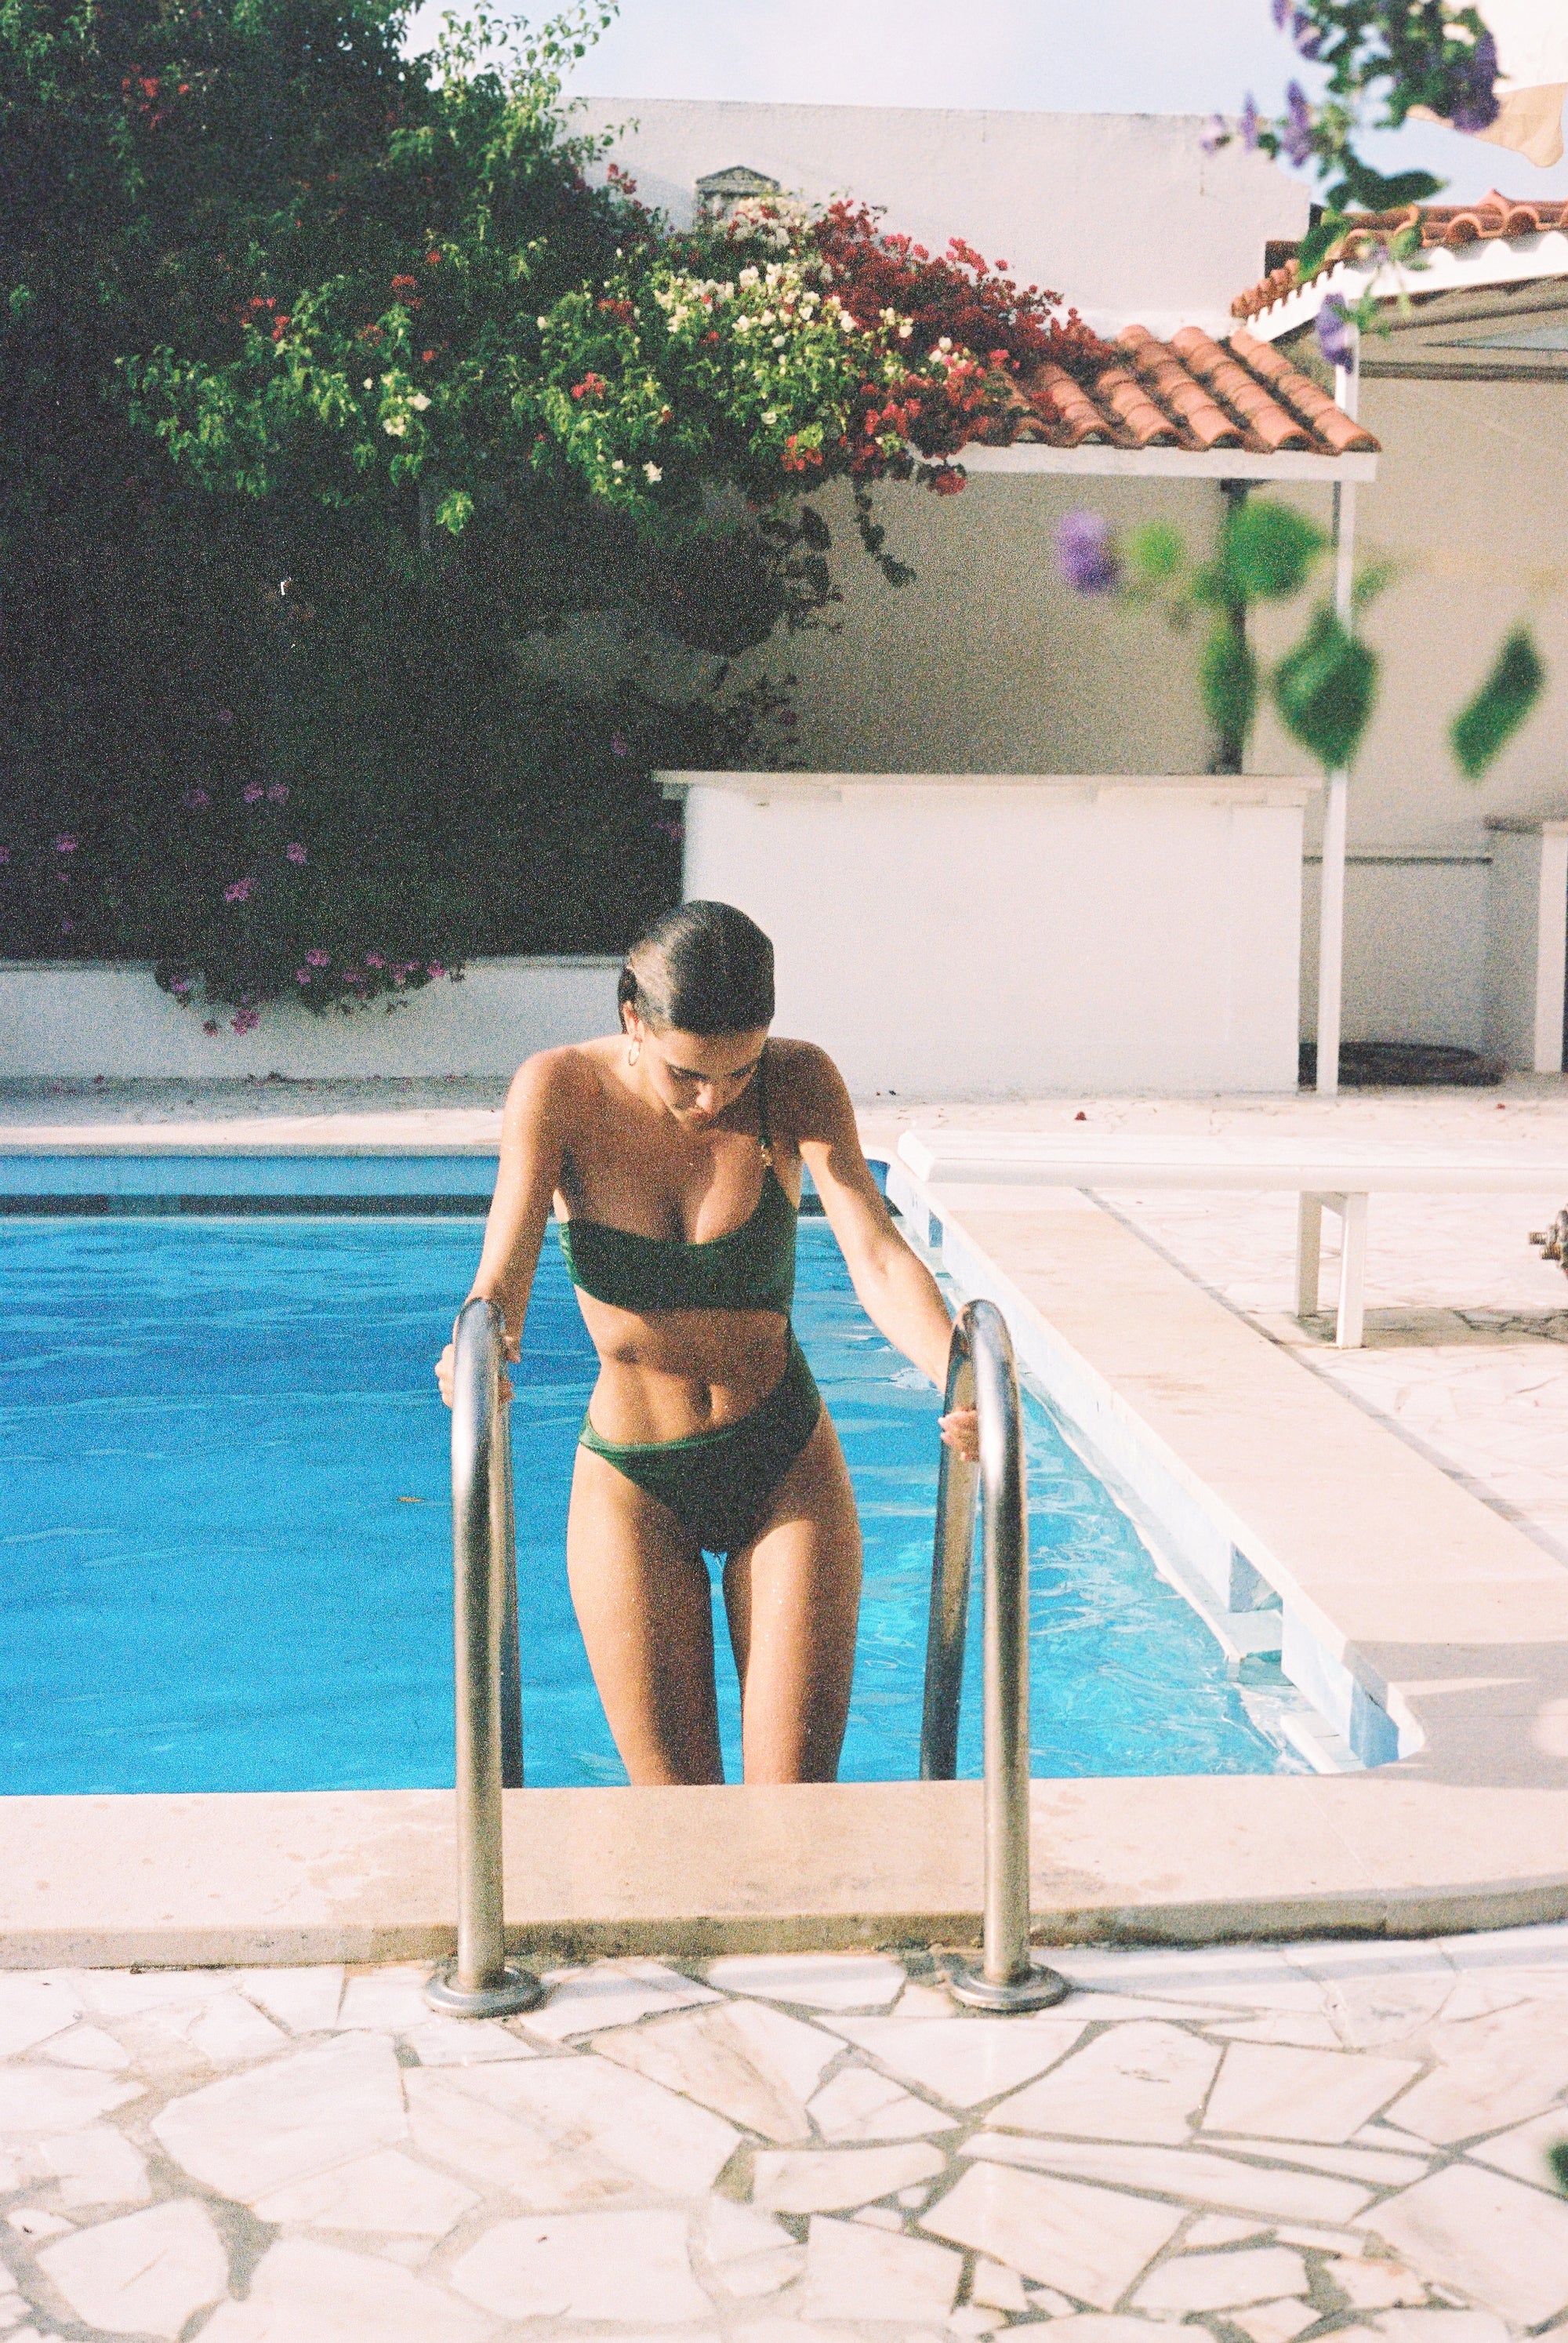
[894, 1130, 1568, 1349]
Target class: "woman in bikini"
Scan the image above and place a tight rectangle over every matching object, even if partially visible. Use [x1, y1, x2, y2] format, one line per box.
[436, 900, 974, 1787]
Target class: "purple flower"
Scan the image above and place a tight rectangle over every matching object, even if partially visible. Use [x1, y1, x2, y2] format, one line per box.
[1270, 0, 1290, 24]
[610, 730, 630, 757]
[296, 967, 313, 984]
[171, 976, 194, 996]
[59, 917, 74, 935]
[231, 1006, 260, 1035]
[242, 783, 265, 805]
[1281, 81, 1315, 166]
[426, 962, 446, 979]
[53, 834, 78, 854]
[305, 947, 330, 967]
[0, 847, 10, 866]
[182, 787, 211, 811]
[1290, 9, 1323, 59]
[365, 951, 386, 968]
[1316, 296, 1356, 369]
[285, 841, 307, 864]
[223, 876, 254, 904]
[1054, 510, 1120, 596]
[343, 967, 365, 987]
[1240, 94, 1263, 151]
[267, 781, 289, 803]
[215, 707, 234, 725]
[1450, 28, 1501, 133]
[1200, 114, 1229, 154]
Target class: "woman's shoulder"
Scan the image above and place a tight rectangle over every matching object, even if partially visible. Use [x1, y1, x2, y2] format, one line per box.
[503, 1041, 619, 1130]
[765, 1037, 853, 1139]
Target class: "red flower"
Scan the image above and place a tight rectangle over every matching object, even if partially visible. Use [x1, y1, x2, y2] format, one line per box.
[390, 274, 418, 292]
[422, 350, 437, 365]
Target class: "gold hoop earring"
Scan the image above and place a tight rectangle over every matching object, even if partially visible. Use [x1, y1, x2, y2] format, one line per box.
[626, 1041, 641, 1066]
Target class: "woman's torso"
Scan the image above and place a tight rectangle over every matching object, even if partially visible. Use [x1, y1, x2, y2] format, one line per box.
[552, 1037, 804, 1445]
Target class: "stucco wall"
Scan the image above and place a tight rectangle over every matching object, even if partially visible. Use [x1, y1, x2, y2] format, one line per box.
[575, 97, 1308, 333]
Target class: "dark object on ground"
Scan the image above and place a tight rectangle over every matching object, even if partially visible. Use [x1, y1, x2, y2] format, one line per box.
[1530, 1208, 1568, 1277]
[1298, 1041, 1505, 1088]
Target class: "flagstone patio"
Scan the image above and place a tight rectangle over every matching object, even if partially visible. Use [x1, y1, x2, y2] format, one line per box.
[3, 1934, 1568, 2340]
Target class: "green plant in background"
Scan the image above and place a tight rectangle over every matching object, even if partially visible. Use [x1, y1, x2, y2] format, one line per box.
[0, 0, 1108, 1025]
[1058, 499, 1545, 783]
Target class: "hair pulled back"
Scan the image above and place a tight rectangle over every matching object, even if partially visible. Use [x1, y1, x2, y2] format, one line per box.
[618, 901, 775, 1037]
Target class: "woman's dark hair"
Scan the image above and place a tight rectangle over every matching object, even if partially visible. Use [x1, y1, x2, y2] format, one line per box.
[618, 901, 775, 1036]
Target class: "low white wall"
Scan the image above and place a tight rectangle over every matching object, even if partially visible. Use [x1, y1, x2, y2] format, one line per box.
[1486, 823, 1568, 1074]
[676, 773, 1313, 1097]
[1298, 854, 1491, 1050]
[0, 958, 620, 1079]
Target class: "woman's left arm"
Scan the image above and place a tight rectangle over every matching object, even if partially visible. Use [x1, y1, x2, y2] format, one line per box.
[787, 1045, 976, 1453]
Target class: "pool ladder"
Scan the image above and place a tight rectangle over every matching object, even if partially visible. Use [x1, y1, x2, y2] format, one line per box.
[921, 1299, 1068, 2011]
[425, 1291, 1065, 2016]
[425, 1298, 543, 2018]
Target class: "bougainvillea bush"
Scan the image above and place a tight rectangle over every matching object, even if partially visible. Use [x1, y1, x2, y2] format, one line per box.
[0, 0, 1102, 1023]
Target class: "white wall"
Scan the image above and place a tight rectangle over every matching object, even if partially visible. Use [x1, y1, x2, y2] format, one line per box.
[0, 959, 620, 1081]
[679, 775, 1312, 1096]
[1299, 855, 1491, 1049]
[577, 99, 1308, 335]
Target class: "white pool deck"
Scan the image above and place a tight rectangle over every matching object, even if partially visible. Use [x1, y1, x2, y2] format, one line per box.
[6, 1081, 1568, 2334]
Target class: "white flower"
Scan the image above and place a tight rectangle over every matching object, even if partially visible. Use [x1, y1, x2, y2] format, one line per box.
[363, 377, 373, 389]
[738, 267, 759, 288]
[410, 392, 431, 411]
[383, 416, 408, 436]
[898, 321, 913, 340]
[759, 311, 775, 327]
[612, 459, 625, 471]
[735, 315, 753, 334]
[762, 409, 779, 425]
[938, 336, 953, 352]
[771, 333, 786, 348]
[644, 461, 662, 482]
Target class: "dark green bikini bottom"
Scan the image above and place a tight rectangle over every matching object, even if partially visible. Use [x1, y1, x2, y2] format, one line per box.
[579, 1335, 822, 1557]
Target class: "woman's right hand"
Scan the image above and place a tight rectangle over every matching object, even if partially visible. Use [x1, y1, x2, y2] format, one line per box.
[434, 1331, 520, 1410]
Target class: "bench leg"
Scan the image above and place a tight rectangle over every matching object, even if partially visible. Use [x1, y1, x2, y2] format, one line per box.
[1295, 1193, 1323, 1319]
[1336, 1192, 1368, 1349]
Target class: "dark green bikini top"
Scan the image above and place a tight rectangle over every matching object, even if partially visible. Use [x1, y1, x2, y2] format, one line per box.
[559, 1049, 797, 1318]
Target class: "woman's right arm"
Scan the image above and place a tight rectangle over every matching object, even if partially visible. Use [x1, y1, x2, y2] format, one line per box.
[434, 1052, 573, 1408]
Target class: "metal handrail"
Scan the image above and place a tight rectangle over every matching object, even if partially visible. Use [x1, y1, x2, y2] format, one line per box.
[425, 1298, 544, 2018]
[921, 1299, 1068, 2012]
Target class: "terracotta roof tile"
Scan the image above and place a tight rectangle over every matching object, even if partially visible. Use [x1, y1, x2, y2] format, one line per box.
[1232, 190, 1568, 320]
[962, 323, 1374, 460]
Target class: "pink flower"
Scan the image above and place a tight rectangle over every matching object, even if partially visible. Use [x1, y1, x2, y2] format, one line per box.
[170, 976, 193, 996]
[285, 842, 307, 864]
[426, 963, 446, 979]
[223, 877, 254, 903]
[231, 1005, 260, 1034]
[296, 967, 313, 984]
[182, 787, 211, 810]
[343, 967, 365, 986]
[0, 847, 9, 865]
[242, 783, 265, 805]
[53, 834, 78, 854]
[305, 947, 330, 967]
[267, 782, 289, 803]
[202, 1018, 220, 1034]
[610, 731, 630, 757]
[364, 952, 385, 968]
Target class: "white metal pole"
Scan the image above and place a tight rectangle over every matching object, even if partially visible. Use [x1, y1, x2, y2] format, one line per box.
[1316, 329, 1359, 1097]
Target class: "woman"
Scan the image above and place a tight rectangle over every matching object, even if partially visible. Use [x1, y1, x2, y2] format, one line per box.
[437, 900, 973, 1787]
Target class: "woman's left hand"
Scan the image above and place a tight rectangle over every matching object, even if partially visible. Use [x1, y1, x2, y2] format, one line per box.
[938, 1406, 980, 1462]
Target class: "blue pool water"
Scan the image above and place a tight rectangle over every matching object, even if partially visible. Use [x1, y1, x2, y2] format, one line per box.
[0, 1204, 1287, 1793]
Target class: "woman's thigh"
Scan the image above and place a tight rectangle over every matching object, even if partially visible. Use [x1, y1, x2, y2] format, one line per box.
[722, 1408, 862, 1785]
[566, 1444, 724, 1786]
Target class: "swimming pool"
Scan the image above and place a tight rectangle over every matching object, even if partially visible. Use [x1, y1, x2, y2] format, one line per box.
[0, 1177, 1296, 1793]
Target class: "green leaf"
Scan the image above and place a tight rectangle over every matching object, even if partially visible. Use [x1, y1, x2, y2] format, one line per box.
[1296, 213, 1350, 276]
[1272, 606, 1377, 772]
[1201, 618, 1258, 748]
[1450, 629, 1546, 781]
[1220, 500, 1327, 603]
[1333, 160, 1444, 212]
[1548, 2138, 1568, 2196]
[1127, 521, 1186, 586]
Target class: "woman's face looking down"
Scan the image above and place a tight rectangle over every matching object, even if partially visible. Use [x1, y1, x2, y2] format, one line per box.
[625, 1016, 771, 1132]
